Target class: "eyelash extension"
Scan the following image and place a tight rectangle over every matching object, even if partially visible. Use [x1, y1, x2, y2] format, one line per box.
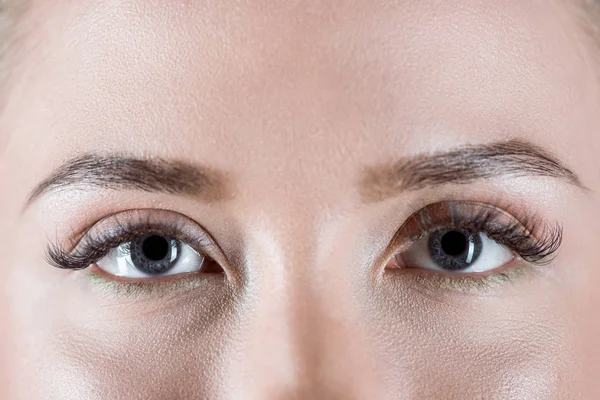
[45, 214, 212, 271]
[400, 201, 563, 266]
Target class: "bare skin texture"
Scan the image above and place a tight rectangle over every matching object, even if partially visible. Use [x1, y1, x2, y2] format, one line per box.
[1, 0, 600, 398]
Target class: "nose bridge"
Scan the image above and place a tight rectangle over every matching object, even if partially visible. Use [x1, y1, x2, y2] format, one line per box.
[239, 207, 324, 393]
[224, 204, 383, 399]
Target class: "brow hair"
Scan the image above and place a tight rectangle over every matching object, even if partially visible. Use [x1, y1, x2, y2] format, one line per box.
[360, 139, 584, 203]
[26, 154, 231, 206]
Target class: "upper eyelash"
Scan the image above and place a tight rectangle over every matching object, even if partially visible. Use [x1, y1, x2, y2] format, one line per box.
[46, 229, 147, 270]
[403, 201, 562, 265]
[47, 202, 562, 273]
[45, 218, 212, 271]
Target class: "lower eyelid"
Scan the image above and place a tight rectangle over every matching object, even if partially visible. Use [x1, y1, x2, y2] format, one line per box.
[382, 257, 535, 295]
[84, 267, 228, 299]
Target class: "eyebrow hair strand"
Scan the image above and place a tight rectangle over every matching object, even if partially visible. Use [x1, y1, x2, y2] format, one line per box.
[26, 154, 230, 206]
[360, 139, 584, 203]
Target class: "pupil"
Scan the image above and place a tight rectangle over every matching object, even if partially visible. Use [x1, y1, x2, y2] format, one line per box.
[428, 229, 483, 271]
[440, 231, 468, 257]
[142, 235, 170, 261]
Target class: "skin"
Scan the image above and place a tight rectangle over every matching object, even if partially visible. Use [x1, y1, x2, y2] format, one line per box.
[1, 0, 600, 398]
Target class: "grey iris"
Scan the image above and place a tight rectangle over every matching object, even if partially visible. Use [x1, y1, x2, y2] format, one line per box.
[428, 229, 483, 271]
[130, 235, 180, 275]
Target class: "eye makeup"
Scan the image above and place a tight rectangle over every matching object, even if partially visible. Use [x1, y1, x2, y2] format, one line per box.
[45, 209, 222, 274]
[82, 268, 228, 299]
[45, 200, 562, 296]
[381, 200, 563, 293]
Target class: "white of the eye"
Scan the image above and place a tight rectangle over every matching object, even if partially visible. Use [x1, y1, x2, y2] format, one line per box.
[96, 241, 205, 279]
[402, 232, 514, 273]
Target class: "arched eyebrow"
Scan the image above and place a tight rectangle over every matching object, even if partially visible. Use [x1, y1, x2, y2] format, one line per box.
[24, 140, 585, 208]
[359, 139, 585, 203]
[25, 154, 231, 208]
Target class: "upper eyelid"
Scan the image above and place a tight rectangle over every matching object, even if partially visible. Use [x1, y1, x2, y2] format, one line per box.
[398, 201, 535, 237]
[78, 209, 213, 247]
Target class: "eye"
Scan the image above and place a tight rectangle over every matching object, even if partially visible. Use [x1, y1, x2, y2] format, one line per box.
[96, 234, 206, 279]
[397, 228, 514, 274]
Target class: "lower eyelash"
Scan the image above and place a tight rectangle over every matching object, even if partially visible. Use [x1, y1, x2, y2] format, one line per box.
[83, 268, 219, 298]
[388, 264, 532, 295]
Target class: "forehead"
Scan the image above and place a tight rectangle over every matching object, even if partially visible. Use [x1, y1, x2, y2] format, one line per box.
[4, 0, 598, 190]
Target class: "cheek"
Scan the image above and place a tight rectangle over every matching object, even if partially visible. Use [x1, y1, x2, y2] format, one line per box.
[362, 276, 578, 397]
[562, 203, 600, 390]
[6, 272, 239, 398]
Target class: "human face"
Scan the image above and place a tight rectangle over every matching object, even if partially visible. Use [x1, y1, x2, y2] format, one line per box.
[1, 0, 599, 398]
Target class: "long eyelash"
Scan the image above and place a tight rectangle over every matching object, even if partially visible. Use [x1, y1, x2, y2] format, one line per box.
[410, 201, 562, 266]
[45, 216, 207, 270]
[487, 220, 562, 265]
[46, 231, 138, 270]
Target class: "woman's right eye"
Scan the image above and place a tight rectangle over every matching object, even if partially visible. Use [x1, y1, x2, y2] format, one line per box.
[96, 234, 207, 279]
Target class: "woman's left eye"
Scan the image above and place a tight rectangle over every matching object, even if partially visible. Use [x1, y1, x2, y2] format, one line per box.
[96, 234, 205, 279]
[397, 229, 515, 274]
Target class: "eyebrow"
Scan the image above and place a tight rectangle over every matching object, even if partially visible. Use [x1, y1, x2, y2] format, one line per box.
[26, 154, 230, 206]
[359, 139, 585, 203]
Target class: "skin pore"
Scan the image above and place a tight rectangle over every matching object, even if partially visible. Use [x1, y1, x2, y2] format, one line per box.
[1, 0, 600, 398]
